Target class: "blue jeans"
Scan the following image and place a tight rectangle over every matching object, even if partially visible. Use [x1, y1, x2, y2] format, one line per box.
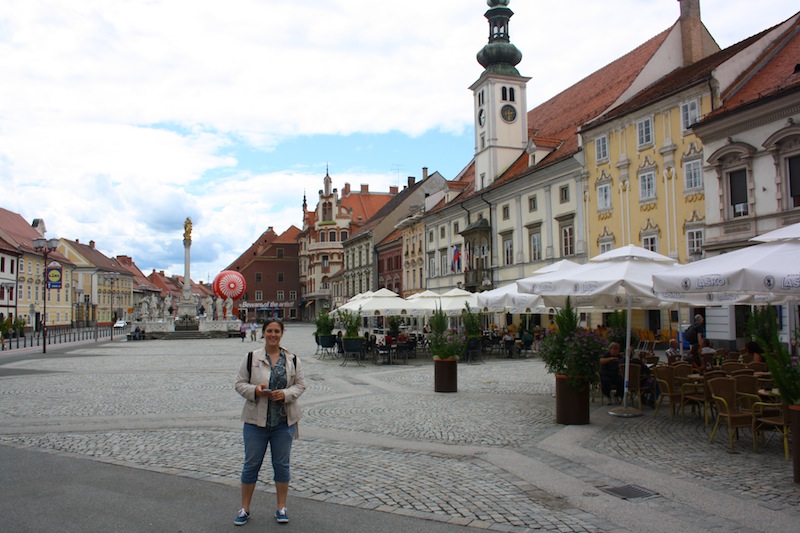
[241, 423, 295, 484]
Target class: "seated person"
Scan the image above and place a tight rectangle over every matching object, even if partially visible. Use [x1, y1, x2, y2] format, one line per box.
[664, 338, 680, 359]
[700, 338, 716, 356]
[744, 340, 765, 363]
[599, 342, 625, 403]
[685, 344, 703, 370]
[520, 329, 534, 351]
[630, 351, 658, 406]
[502, 330, 515, 358]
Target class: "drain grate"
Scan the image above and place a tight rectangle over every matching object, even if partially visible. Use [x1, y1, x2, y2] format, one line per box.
[601, 484, 658, 500]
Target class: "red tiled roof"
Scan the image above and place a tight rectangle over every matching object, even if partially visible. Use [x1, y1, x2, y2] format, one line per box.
[274, 226, 301, 244]
[487, 28, 672, 188]
[710, 14, 800, 117]
[63, 238, 121, 272]
[0, 207, 71, 263]
[377, 227, 404, 246]
[115, 255, 160, 292]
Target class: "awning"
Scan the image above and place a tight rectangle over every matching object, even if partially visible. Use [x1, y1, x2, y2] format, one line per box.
[304, 301, 314, 308]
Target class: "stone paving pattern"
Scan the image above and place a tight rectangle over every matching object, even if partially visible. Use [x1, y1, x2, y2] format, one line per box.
[0, 323, 798, 532]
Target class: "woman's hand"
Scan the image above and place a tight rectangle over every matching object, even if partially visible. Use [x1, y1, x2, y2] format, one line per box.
[256, 383, 270, 397]
[266, 389, 285, 402]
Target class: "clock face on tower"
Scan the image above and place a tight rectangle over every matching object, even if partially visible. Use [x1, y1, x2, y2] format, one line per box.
[501, 104, 517, 123]
[478, 108, 485, 127]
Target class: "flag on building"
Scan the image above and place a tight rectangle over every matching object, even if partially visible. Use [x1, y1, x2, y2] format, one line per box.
[451, 246, 461, 273]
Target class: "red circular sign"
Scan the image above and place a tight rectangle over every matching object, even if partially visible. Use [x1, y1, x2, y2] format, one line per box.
[212, 270, 246, 300]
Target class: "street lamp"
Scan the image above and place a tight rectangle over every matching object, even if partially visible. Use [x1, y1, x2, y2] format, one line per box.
[74, 287, 84, 327]
[102, 272, 120, 341]
[32, 237, 59, 354]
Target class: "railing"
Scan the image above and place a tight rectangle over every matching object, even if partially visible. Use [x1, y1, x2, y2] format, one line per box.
[1, 325, 116, 352]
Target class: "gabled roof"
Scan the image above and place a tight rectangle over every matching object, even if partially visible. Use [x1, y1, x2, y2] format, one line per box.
[0, 207, 71, 263]
[63, 239, 121, 272]
[376, 227, 404, 247]
[274, 226, 301, 244]
[583, 24, 781, 130]
[350, 180, 426, 239]
[479, 27, 673, 191]
[115, 255, 160, 292]
[339, 189, 395, 227]
[707, 13, 800, 118]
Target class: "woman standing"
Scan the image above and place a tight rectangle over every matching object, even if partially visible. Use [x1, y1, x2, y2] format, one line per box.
[234, 318, 306, 525]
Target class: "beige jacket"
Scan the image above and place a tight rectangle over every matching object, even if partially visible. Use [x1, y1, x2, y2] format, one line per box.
[235, 347, 306, 432]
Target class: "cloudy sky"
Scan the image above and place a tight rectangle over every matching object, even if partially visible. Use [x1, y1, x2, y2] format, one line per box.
[2, 0, 797, 282]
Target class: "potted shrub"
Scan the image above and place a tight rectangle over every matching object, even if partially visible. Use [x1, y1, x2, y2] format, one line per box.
[315, 309, 336, 350]
[338, 309, 364, 354]
[387, 315, 401, 341]
[462, 303, 483, 361]
[750, 306, 800, 483]
[429, 307, 464, 392]
[539, 297, 605, 424]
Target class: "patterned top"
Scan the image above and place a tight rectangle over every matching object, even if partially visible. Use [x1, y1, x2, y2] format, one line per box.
[266, 350, 288, 428]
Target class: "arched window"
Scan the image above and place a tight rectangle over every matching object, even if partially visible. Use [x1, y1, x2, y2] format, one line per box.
[322, 202, 332, 221]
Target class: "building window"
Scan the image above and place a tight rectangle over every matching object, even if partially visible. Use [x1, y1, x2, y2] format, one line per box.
[599, 239, 613, 254]
[341, 230, 348, 240]
[440, 250, 448, 276]
[729, 169, 748, 217]
[681, 100, 699, 132]
[322, 201, 332, 221]
[428, 255, 436, 277]
[642, 234, 658, 252]
[255, 272, 262, 282]
[561, 225, 574, 257]
[788, 155, 800, 208]
[276, 248, 284, 258]
[595, 135, 608, 162]
[684, 159, 703, 191]
[502, 235, 513, 266]
[321, 255, 329, 268]
[289, 290, 297, 300]
[502, 204, 510, 220]
[639, 171, 656, 201]
[636, 117, 653, 148]
[559, 185, 569, 203]
[529, 231, 541, 262]
[440, 227, 446, 239]
[687, 229, 704, 257]
[528, 195, 537, 212]
[319, 232, 326, 242]
[428, 231, 434, 243]
[255, 290, 263, 301]
[277, 290, 284, 300]
[329, 230, 336, 242]
[597, 183, 612, 211]
[501, 86, 515, 102]
[453, 222, 459, 234]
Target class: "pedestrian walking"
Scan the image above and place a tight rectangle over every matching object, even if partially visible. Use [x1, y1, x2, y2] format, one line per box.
[250, 322, 257, 342]
[233, 318, 306, 526]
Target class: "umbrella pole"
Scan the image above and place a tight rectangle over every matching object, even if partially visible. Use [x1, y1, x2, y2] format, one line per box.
[610, 295, 642, 418]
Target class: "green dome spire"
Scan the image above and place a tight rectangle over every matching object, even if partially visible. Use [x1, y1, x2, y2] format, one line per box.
[476, 0, 522, 75]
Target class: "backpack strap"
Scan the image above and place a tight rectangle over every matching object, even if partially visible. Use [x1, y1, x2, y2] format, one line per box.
[247, 351, 253, 381]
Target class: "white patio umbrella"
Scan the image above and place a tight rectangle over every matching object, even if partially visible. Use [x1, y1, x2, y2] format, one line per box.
[437, 287, 481, 316]
[403, 290, 442, 315]
[517, 245, 678, 416]
[351, 288, 410, 316]
[477, 260, 578, 313]
[651, 239, 800, 305]
[477, 282, 546, 313]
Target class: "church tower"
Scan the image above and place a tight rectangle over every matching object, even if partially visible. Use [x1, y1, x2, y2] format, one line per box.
[469, 0, 529, 192]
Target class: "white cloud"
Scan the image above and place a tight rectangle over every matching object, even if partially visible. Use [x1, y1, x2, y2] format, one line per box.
[1, 0, 797, 278]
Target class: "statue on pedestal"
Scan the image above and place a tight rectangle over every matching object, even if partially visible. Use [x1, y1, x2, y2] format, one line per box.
[224, 296, 233, 320]
[215, 297, 223, 321]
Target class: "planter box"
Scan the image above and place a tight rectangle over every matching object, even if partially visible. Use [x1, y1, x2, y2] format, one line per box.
[555, 375, 590, 425]
[434, 358, 458, 393]
[319, 335, 336, 349]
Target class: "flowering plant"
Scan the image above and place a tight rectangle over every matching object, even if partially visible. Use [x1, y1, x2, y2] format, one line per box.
[538, 298, 604, 387]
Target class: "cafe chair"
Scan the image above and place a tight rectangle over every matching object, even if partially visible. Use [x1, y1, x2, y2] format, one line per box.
[681, 370, 725, 426]
[653, 365, 682, 418]
[708, 377, 753, 452]
[746, 362, 767, 372]
[722, 362, 746, 374]
[752, 402, 791, 461]
[667, 354, 683, 365]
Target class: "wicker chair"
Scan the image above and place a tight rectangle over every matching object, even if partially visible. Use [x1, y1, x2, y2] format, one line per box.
[667, 354, 683, 365]
[740, 352, 754, 365]
[626, 363, 655, 408]
[708, 377, 752, 451]
[730, 368, 755, 377]
[681, 370, 725, 426]
[672, 363, 693, 386]
[653, 365, 681, 418]
[746, 362, 767, 372]
[752, 402, 791, 461]
[722, 362, 746, 374]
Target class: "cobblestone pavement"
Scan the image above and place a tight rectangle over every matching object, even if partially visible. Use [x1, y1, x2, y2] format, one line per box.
[0, 323, 798, 533]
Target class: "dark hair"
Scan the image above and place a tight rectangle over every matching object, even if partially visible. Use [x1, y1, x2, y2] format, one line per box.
[262, 317, 284, 334]
[744, 340, 762, 354]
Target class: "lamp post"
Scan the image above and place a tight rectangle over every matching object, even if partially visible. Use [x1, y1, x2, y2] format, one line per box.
[74, 287, 84, 327]
[32, 237, 59, 354]
[102, 272, 120, 341]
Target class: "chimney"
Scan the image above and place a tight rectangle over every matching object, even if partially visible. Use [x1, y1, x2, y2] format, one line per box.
[343, 183, 351, 195]
[422, 167, 428, 180]
[360, 184, 369, 194]
[679, 0, 703, 66]
[407, 176, 415, 189]
[389, 186, 398, 194]
[89, 240, 95, 249]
